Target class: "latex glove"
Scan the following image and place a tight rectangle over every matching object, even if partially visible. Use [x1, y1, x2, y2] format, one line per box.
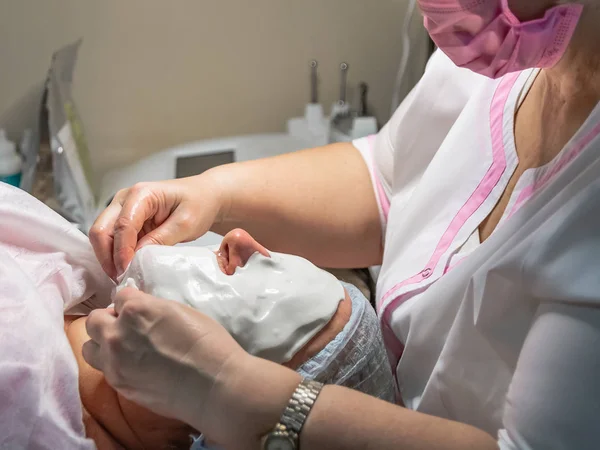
[82, 287, 245, 430]
[82, 288, 300, 450]
[90, 173, 228, 279]
[83, 287, 301, 449]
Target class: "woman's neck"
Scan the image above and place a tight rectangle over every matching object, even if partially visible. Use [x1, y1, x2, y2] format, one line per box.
[511, 4, 600, 170]
[543, 4, 600, 102]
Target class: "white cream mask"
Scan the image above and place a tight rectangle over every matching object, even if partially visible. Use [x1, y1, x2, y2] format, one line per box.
[117, 245, 345, 363]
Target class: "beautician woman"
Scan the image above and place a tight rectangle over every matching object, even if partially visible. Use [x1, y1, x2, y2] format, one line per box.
[84, 1, 600, 448]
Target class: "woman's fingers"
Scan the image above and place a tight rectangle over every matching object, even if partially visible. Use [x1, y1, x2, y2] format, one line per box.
[83, 308, 121, 373]
[113, 287, 148, 317]
[85, 308, 118, 345]
[90, 177, 220, 278]
[111, 185, 164, 275]
[136, 207, 197, 249]
[89, 200, 124, 280]
[81, 339, 102, 371]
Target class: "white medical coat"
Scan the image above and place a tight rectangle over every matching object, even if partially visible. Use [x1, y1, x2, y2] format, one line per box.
[354, 50, 600, 449]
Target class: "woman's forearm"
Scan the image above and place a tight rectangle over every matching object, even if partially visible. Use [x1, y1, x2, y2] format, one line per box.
[302, 385, 498, 450]
[209, 142, 383, 268]
[208, 357, 498, 450]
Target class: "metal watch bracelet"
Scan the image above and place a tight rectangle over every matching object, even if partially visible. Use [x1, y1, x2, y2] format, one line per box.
[261, 379, 324, 450]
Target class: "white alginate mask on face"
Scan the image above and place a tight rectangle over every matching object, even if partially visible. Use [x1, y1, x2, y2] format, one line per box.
[117, 245, 345, 363]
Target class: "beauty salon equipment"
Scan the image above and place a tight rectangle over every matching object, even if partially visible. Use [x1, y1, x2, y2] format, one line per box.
[98, 60, 379, 247]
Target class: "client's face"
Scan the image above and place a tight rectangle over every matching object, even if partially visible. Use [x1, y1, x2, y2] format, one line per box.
[66, 229, 351, 449]
[119, 229, 346, 363]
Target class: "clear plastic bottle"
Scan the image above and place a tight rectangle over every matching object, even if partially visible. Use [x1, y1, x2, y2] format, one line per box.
[0, 130, 22, 187]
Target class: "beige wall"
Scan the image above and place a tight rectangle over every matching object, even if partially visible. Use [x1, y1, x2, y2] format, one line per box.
[0, 0, 428, 176]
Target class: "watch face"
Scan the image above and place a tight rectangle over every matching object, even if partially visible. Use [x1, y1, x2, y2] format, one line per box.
[264, 434, 296, 450]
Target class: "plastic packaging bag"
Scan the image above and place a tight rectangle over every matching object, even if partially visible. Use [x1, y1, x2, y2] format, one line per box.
[20, 40, 96, 231]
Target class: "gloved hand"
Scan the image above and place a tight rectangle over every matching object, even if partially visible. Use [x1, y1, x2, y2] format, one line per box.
[83, 287, 301, 449]
[82, 287, 245, 431]
[90, 173, 227, 279]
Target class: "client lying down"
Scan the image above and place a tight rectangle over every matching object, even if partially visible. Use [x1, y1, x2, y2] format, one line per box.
[0, 183, 393, 449]
[67, 229, 395, 448]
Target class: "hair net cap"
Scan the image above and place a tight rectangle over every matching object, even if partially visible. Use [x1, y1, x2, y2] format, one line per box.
[297, 281, 396, 403]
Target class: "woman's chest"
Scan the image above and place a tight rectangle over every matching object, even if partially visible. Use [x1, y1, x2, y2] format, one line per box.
[479, 73, 587, 242]
[378, 69, 597, 309]
[377, 66, 600, 356]
[479, 126, 542, 242]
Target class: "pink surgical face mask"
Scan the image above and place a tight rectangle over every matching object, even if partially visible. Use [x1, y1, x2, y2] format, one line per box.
[419, 0, 583, 78]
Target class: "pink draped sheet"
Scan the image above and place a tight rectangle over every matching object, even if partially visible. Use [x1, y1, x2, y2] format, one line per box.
[0, 183, 113, 449]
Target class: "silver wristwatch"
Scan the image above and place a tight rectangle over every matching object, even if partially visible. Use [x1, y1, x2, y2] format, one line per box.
[261, 379, 324, 450]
